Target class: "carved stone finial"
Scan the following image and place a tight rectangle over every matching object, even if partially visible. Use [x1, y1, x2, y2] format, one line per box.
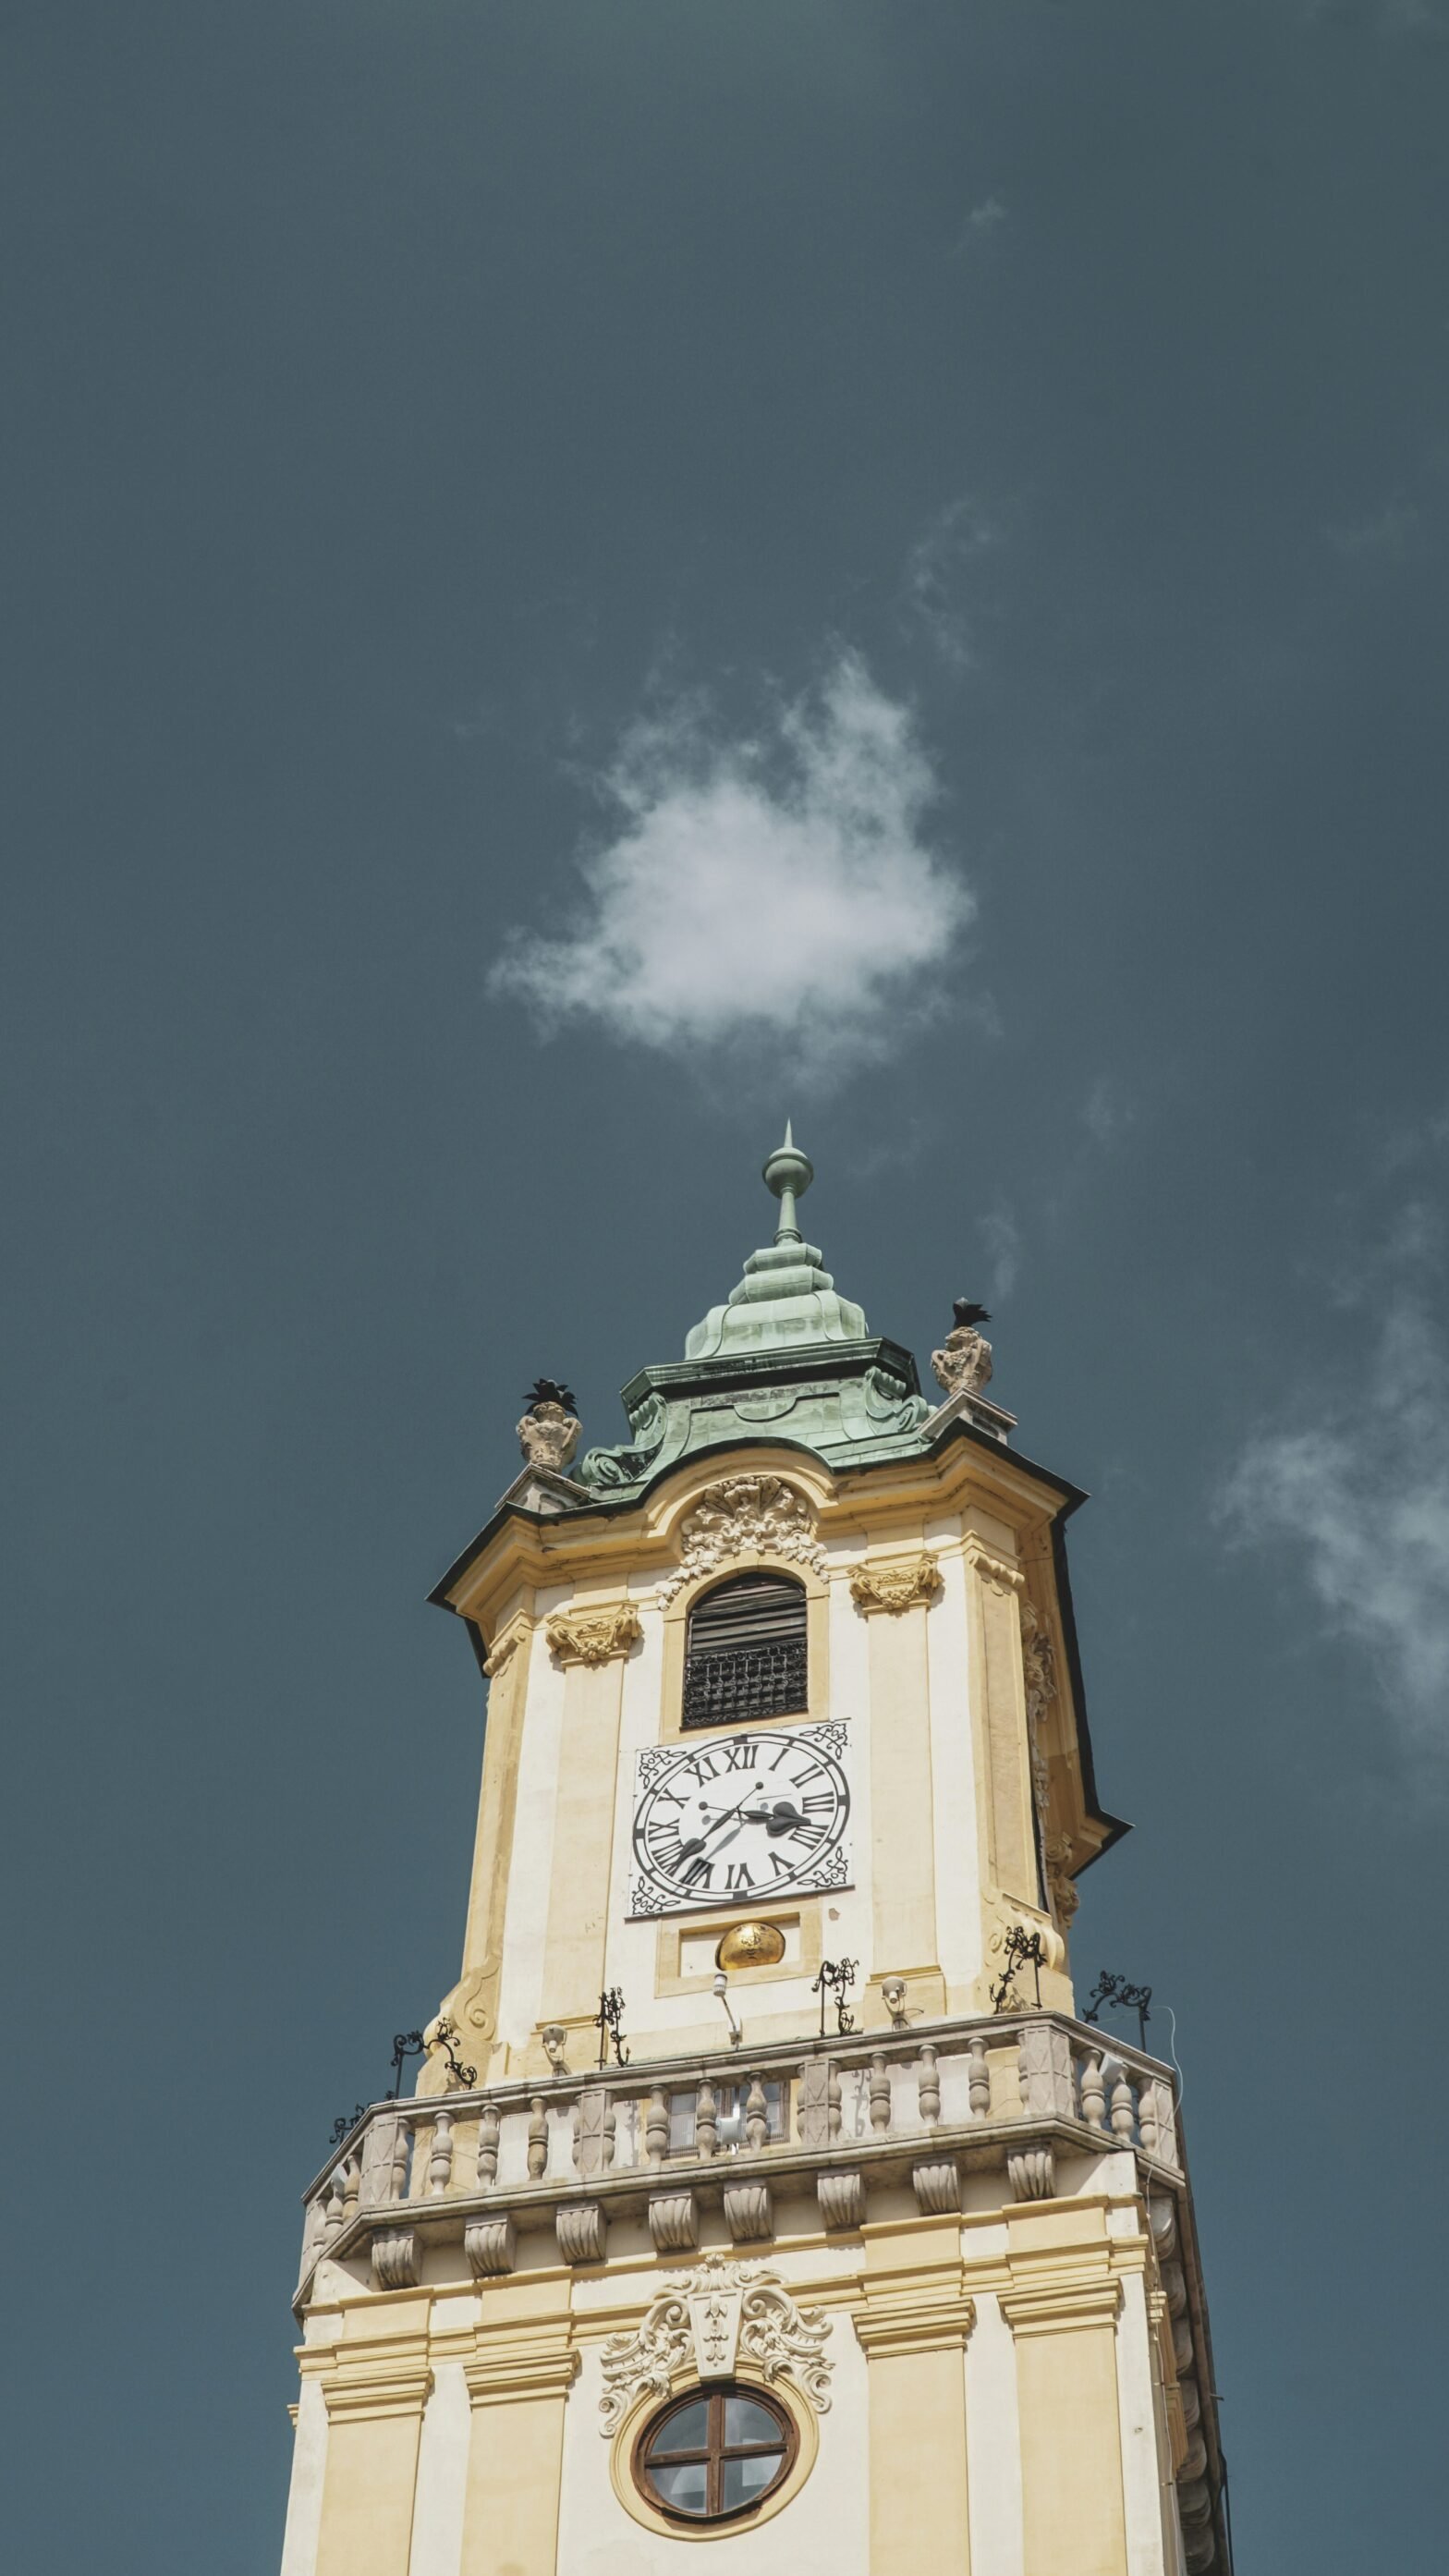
[931, 1298, 994, 1400]
[517, 1383, 581, 1471]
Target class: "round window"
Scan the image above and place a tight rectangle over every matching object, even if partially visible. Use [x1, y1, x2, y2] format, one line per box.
[633, 2384, 796, 2524]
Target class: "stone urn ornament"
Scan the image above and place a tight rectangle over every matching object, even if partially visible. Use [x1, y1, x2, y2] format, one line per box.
[517, 1377, 581, 1471]
[930, 1300, 994, 1399]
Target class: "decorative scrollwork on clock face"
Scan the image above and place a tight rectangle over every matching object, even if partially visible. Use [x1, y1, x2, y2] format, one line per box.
[627, 1722, 851, 1920]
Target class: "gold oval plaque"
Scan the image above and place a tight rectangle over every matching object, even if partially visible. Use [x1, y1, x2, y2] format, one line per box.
[716, 1920, 787, 1972]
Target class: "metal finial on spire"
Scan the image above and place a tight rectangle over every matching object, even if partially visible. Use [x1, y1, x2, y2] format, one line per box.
[761, 1124, 813, 1243]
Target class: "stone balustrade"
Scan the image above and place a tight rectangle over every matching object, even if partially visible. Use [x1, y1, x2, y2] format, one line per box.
[298, 2010, 1182, 2300]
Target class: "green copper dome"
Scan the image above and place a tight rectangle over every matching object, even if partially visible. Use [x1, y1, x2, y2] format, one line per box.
[684, 1124, 869, 1360]
[576, 1129, 931, 1495]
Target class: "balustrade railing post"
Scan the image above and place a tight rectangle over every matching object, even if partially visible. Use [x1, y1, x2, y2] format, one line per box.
[389, 2118, 409, 2204]
[476, 2099, 500, 2188]
[744, 2073, 769, 2153]
[645, 2086, 669, 2169]
[696, 2074, 719, 2160]
[323, 2166, 347, 2246]
[917, 2042, 940, 2127]
[1078, 2045, 1107, 2130]
[968, 2033, 992, 2118]
[428, 2107, 455, 2196]
[869, 2052, 892, 2134]
[1109, 2062, 1137, 2142]
[527, 2095, 549, 2181]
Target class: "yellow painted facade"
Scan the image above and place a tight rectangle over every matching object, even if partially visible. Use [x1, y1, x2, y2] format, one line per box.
[278, 1150, 1226, 2575]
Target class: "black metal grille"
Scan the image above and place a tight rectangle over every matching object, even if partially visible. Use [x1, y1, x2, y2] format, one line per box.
[682, 1573, 807, 1728]
[683, 1637, 808, 1727]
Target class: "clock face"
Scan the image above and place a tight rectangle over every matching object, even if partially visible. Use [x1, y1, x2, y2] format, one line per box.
[627, 1720, 851, 1920]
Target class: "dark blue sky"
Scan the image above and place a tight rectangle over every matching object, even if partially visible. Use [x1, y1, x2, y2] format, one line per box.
[6, 6, 1447, 2569]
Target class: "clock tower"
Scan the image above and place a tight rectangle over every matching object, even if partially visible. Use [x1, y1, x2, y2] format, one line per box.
[279, 1136, 1229, 2576]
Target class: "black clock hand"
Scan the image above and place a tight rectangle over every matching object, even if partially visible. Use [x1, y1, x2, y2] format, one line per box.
[677, 1794, 753, 1860]
[737, 1801, 810, 1837]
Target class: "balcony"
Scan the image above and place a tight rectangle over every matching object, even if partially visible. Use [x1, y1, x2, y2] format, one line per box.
[298, 2009, 1183, 2301]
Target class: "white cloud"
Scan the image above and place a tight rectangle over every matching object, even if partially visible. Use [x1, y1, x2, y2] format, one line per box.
[489, 653, 974, 1085]
[1221, 1287, 1449, 1766]
[903, 497, 1003, 671]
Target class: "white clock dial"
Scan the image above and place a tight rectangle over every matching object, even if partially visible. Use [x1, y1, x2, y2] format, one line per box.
[627, 1721, 851, 1920]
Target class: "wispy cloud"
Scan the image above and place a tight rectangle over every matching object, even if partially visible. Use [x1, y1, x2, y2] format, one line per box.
[1083, 1075, 1136, 1149]
[1219, 1189, 1449, 1768]
[956, 195, 1008, 250]
[903, 496, 1003, 672]
[980, 1206, 1021, 1301]
[1325, 494, 1423, 561]
[489, 653, 974, 1086]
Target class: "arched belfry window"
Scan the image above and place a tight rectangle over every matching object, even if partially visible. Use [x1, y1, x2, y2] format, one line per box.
[683, 1571, 808, 1729]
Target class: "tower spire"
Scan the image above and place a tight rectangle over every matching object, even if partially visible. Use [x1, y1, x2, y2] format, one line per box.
[761, 1121, 813, 1245]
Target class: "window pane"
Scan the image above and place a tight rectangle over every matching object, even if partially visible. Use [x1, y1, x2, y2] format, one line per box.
[667, 2093, 696, 2154]
[724, 2396, 781, 2448]
[649, 2399, 710, 2456]
[721, 2449, 784, 2509]
[648, 2457, 710, 2515]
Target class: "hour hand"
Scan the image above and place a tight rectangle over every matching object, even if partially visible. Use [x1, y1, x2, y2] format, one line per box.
[740, 1801, 808, 1836]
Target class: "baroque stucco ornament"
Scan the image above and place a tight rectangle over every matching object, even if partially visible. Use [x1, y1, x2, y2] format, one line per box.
[849, 1552, 943, 1616]
[1020, 1598, 1079, 1929]
[658, 1474, 826, 1606]
[930, 1298, 994, 1400]
[516, 1398, 581, 1471]
[544, 1604, 643, 1666]
[599, 2255, 834, 2435]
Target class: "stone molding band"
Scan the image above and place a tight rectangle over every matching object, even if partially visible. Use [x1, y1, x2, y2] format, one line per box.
[1000, 2277, 1123, 2338]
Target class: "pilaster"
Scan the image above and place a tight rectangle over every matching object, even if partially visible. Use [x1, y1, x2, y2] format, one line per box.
[312, 2304, 432, 2576]
[458, 2284, 577, 2576]
[854, 2222, 974, 2572]
[1001, 2208, 1129, 2576]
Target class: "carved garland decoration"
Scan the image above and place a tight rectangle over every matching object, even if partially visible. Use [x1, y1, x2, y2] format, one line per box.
[658, 1476, 826, 1607]
[599, 2254, 834, 2435]
[1019, 1596, 1078, 1929]
[544, 1604, 643, 1666]
[849, 1552, 943, 1617]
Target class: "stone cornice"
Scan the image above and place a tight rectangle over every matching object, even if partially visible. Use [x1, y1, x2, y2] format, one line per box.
[1000, 2277, 1122, 2338]
[464, 2332, 578, 2408]
[848, 1553, 943, 1616]
[543, 1604, 642, 1666]
[854, 2290, 976, 2359]
[320, 2358, 432, 2423]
